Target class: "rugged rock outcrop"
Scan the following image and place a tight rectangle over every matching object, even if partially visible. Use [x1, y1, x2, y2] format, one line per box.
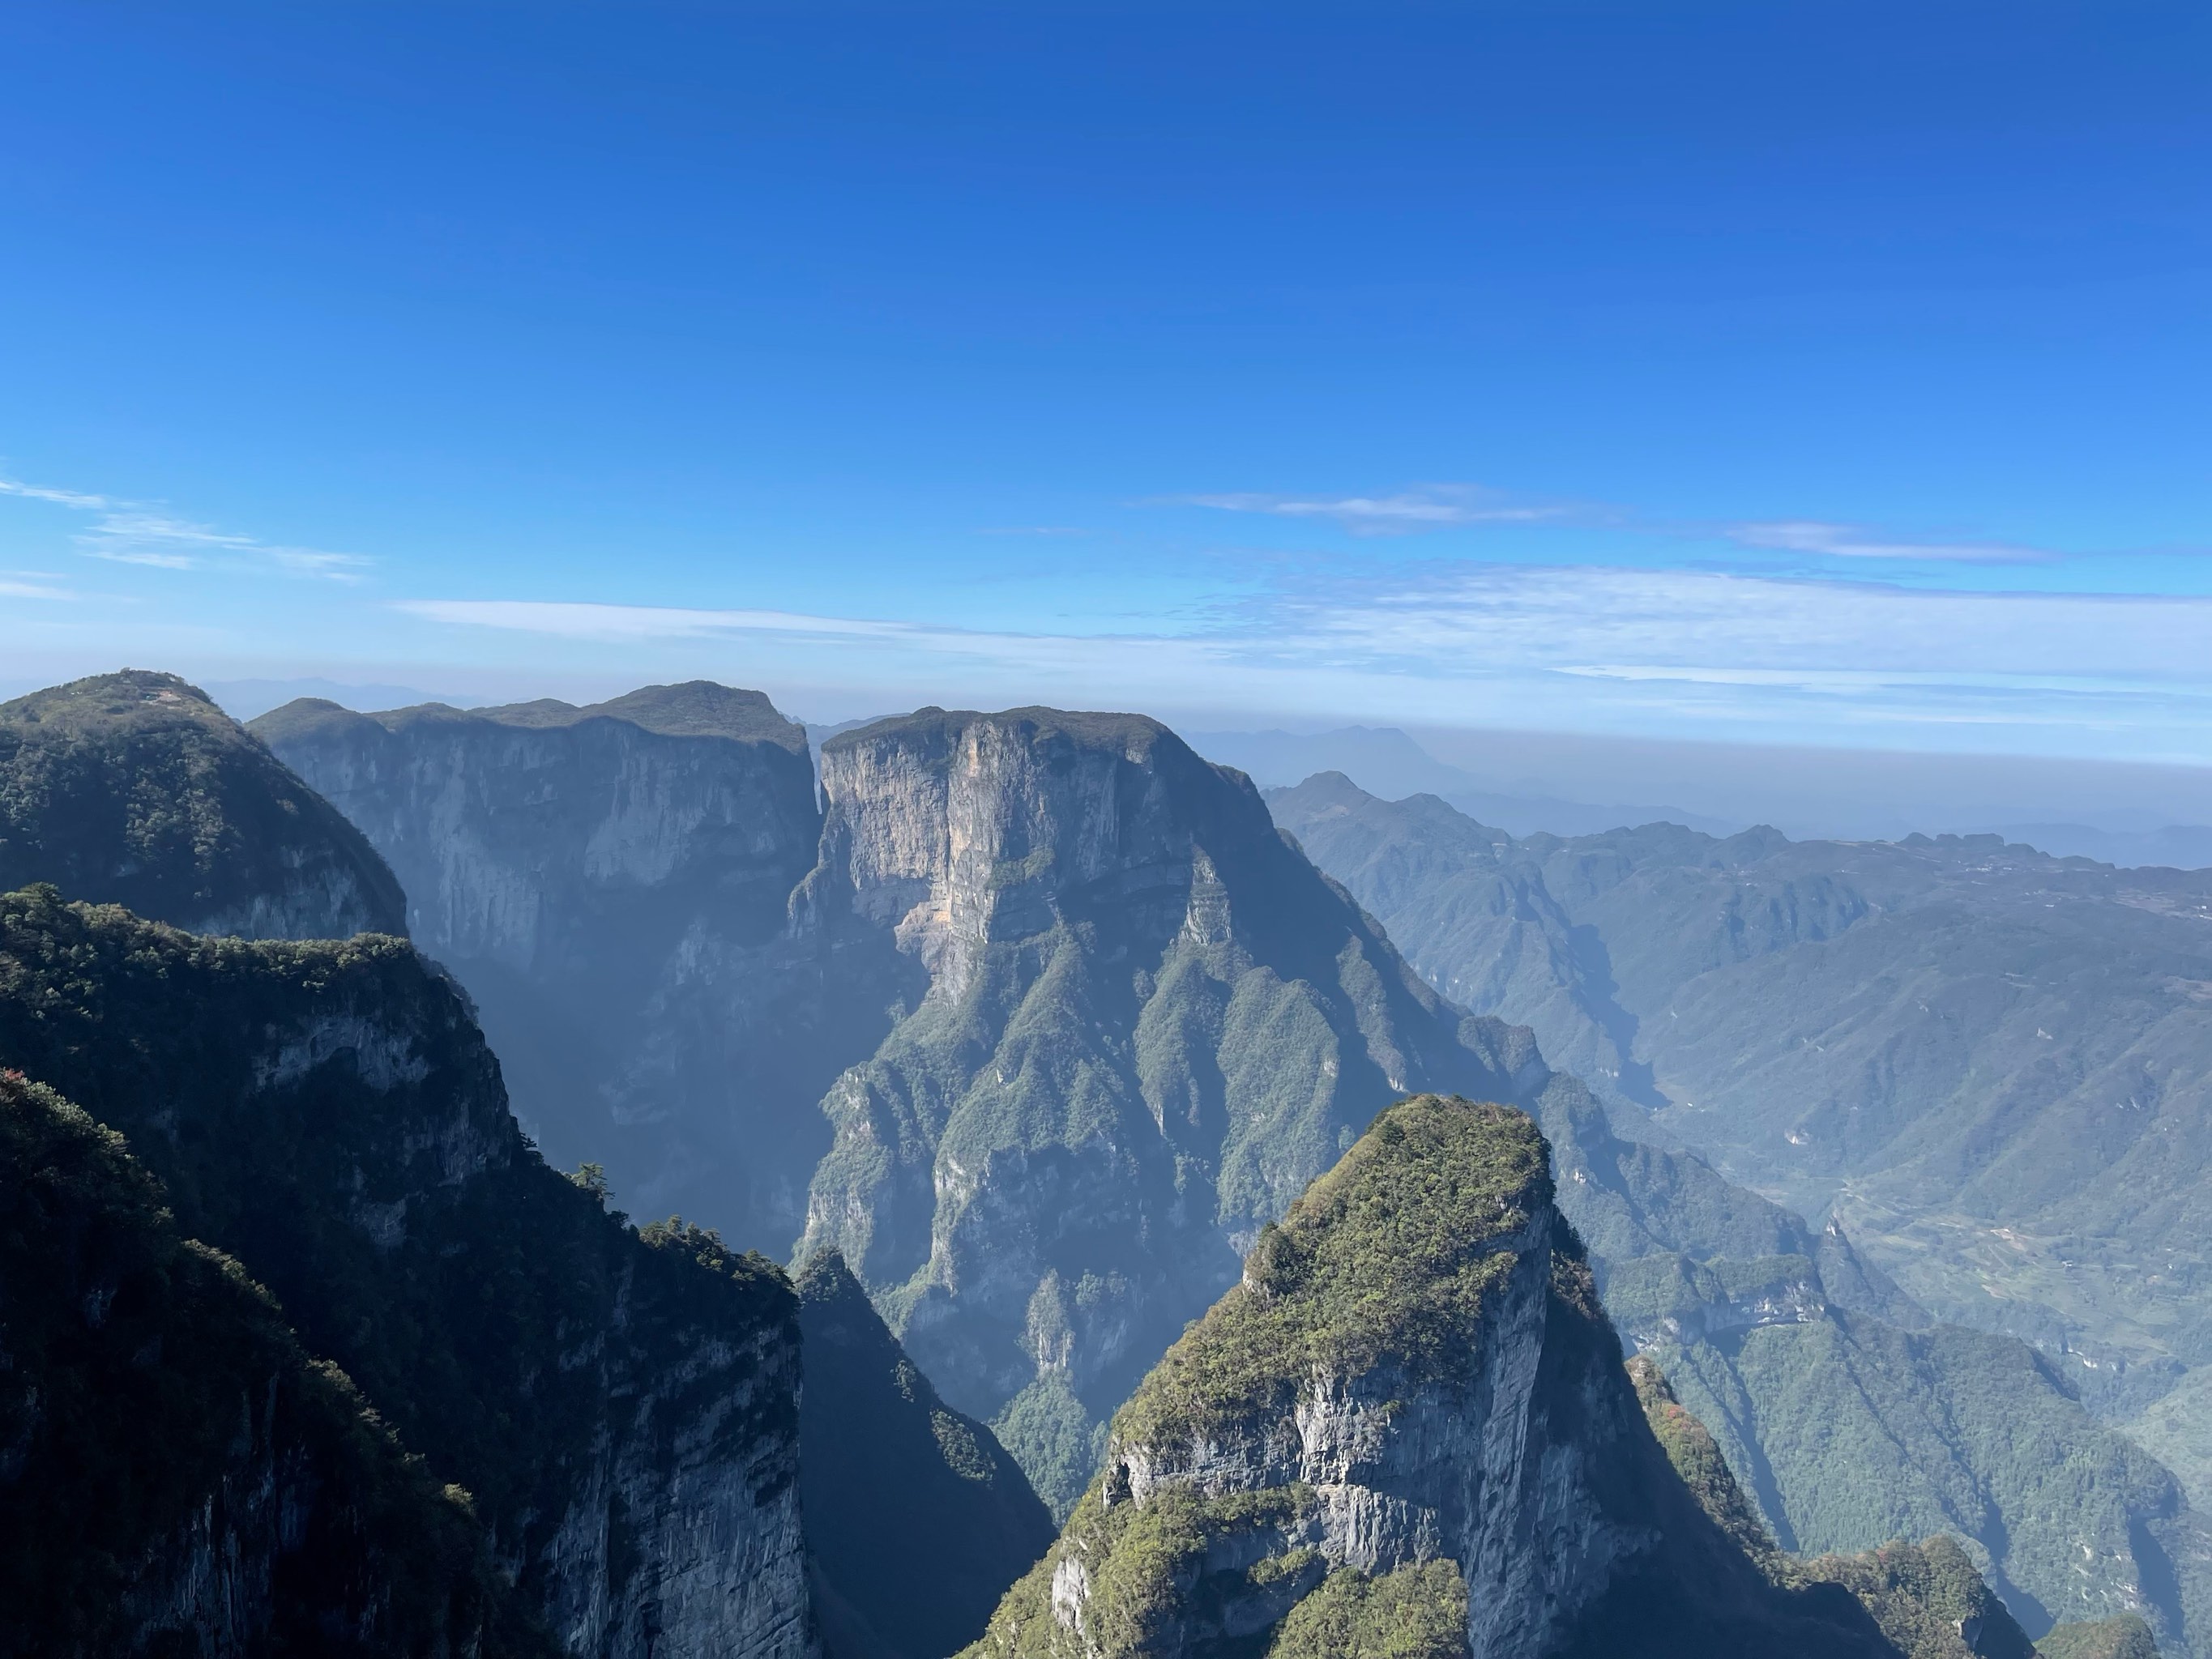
[962, 1095, 1909, 1659]
[253, 684, 828, 1235]
[0, 1070, 550, 1658]
[792, 710, 1547, 1511]
[0, 670, 404, 939]
[0, 885, 813, 1659]
[798, 1251, 1055, 1659]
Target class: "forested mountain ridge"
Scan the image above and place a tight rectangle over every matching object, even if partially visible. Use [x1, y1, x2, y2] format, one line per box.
[2, 674, 1066, 1657]
[1269, 770, 2212, 1388]
[1, 670, 405, 939]
[1534, 1064, 2210, 1653]
[1272, 772, 2212, 1653]
[792, 708, 1552, 1512]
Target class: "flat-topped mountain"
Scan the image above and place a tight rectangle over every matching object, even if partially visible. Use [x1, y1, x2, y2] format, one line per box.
[261, 690, 1559, 1511]
[794, 708, 1546, 1510]
[0, 669, 404, 939]
[255, 680, 829, 1235]
[254, 680, 811, 748]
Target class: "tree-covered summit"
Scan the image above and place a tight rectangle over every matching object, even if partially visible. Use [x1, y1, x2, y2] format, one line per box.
[0, 668, 404, 938]
[967, 1095, 1919, 1659]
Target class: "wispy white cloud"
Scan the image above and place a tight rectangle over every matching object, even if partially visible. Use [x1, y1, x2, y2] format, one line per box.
[0, 477, 371, 582]
[395, 567, 2212, 758]
[1169, 485, 1573, 536]
[1166, 480, 2070, 565]
[396, 600, 915, 641]
[0, 577, 74, 600]
[0, 480, 111, 511]
[1725, 519, 2056, 565]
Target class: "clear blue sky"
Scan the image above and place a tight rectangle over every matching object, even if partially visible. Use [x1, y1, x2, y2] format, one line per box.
[3, 2, 2208, 759]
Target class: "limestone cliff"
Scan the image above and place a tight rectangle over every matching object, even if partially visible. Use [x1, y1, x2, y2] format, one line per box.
[0, 670, 404, 939]
[963, 1095, 1906, 1659]
[253, 683, 827, 1235]
[0, 886, 813, 1659]
[793, 710, 1544, 1511]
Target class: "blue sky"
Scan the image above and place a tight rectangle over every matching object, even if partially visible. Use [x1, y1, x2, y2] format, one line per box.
[3, 2, 2209, 760]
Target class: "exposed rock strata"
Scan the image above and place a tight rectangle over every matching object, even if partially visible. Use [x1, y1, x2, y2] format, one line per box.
[792, 710, 1547, 1509]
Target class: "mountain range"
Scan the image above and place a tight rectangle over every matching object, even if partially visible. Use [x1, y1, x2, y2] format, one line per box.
[1268, 771, 2212, 1387]
[0, 667, 2198, 1657]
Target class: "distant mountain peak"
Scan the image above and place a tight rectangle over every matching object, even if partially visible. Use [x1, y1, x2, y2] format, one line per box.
[256, 677, 807, 750]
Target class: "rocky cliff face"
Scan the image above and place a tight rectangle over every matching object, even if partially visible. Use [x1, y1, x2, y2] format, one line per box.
[0, 670, 405, 940]
[0, 886, 813, 1659]
[253, 683, 828, 1235]
[963, 1095, 1907, 1659]
[792, 710, 1546, 1512]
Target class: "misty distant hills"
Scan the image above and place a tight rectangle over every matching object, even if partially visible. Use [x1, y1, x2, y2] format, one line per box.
[1998, 821, 2212, 871]
[1270, 771, 2212, 1387]
[1206, 723, 2212, 868]
[203, 676, 480, 719]
[1190, 724, 1746, 838]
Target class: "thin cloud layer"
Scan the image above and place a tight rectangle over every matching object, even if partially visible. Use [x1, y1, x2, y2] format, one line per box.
[0, 477, 370, 581]
[1170, 480, 2066, 565]
[397, 565, 2212, 754]
[1172, 486, 1569, 535]
[1726, 519, 2056, 565]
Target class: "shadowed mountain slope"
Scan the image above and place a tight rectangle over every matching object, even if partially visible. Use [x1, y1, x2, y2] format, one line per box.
[1631, 1358, 2037, 1659]
[0, 670, 404, 939]
[0, 1070, 553, 1659]
[799, 1251, 1055, 1659]
[0, 885, 813, 1659]
[254, 683, 829, 1235]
